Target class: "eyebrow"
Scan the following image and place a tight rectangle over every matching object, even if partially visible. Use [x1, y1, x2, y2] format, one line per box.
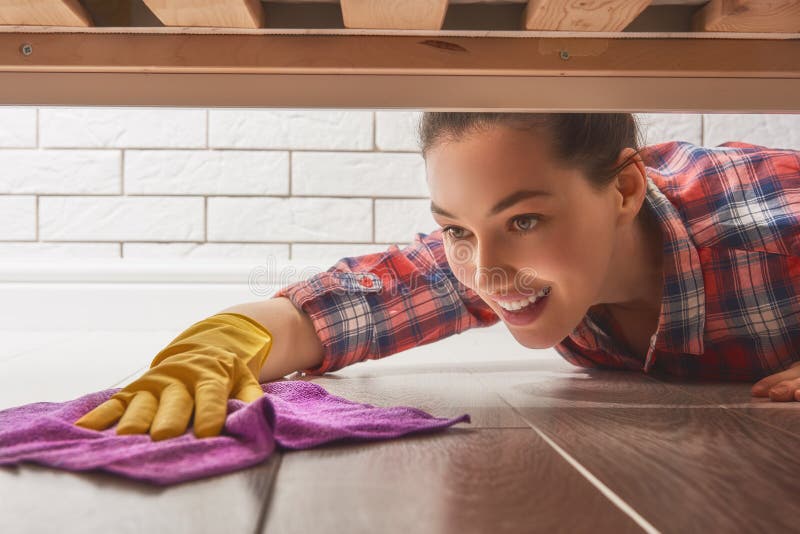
[430, 189, 553, 219]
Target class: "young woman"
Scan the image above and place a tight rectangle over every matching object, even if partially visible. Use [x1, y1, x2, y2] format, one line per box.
[75, 113, 800, 441]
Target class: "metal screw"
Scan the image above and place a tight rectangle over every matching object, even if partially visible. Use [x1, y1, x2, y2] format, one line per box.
[20, 43, 33, 56]
[559, 50, 569, 60]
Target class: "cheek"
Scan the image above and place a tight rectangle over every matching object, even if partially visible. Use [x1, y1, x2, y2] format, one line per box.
[549, 213, 616, 291]
[444, 242, 477, 287]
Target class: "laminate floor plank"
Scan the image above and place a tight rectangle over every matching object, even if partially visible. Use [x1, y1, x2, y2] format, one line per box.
[472, 361, 800, 533]
[0, 453, 281, 534]
[0, 331, 77, 364]
[0, 330, 280, 534]
[0, 330, 176, 411]
[299, 371, 532, 428]
[643, 377, 800, 439]
[261, 428, 643, 534]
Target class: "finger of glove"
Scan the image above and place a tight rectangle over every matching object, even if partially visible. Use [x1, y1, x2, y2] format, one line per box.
[232, 372, 265, 404]
[193, 380, 230, 438]
[74, 395, 129, 431]
[150, 382, 194, 441]
[116, 390, 159, 435]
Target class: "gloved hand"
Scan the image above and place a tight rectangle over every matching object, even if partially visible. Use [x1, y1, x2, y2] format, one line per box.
[74, 312, 273, 441]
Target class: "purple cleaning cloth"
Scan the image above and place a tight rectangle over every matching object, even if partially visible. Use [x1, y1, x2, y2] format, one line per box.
[0, 380, 470, 486]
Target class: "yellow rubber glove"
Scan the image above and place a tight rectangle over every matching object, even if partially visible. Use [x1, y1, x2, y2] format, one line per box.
[74, 312, 273, 441]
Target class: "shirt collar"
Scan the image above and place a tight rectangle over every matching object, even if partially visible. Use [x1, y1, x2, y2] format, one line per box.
[643, 172, 706, 355]
[570, 172, 706, 357]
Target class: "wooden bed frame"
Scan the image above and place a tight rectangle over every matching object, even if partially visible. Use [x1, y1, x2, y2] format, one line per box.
[0, 0, 798, 111]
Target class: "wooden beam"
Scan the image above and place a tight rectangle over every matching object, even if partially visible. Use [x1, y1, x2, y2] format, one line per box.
[1, 72, 799, 112]
[340, 0, 448, 30]
[0, 0, 93, 26]
[1, 32, 795, 78]
[692, 0, 800, 33]
[141, 0, 265, 28]
[522, 0, 651, 31]
[0, 32, 797, 111]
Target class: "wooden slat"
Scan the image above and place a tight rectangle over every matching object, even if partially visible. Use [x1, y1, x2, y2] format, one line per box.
[692, 0, 800, 33]
[522, 0, 651, 31]
[141, 0, 265, 28]
[340, 0, 448, 30]
[0, 0, 92, 26]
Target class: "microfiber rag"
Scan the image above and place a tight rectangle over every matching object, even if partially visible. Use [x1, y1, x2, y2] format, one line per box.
[0, 380, 470, 486]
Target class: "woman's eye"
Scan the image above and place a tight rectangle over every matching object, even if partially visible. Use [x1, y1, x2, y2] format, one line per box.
[512, 214, 540, 232]
[442, 226, 468, 239]
[442, 214, 540, 240]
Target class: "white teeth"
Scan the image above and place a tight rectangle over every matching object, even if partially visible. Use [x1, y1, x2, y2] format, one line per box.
[496, 286, 551, 311]
[498, 297, 536, 311]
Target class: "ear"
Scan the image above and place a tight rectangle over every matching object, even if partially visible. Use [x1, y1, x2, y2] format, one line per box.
[612, 147, 647, 227]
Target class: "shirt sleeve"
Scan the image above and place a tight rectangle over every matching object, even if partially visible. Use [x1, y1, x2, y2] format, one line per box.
[269, 227, 500, 375]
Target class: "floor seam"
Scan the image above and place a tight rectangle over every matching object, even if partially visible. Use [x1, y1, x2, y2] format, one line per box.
[637, 374, 800, 440]
[494, 392, 660, 534]
[254, 453, 284, 534]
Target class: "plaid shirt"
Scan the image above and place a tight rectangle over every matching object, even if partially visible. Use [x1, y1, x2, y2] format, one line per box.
[271, 141, 800, 381]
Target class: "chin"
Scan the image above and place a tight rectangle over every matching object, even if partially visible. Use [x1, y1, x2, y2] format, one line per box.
[508, 330, 555, 350]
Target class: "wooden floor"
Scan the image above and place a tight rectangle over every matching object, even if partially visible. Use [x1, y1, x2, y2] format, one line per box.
[1, 325, 799, 534]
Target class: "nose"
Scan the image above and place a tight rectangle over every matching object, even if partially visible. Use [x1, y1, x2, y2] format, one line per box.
[472, 239, 515, 293]
[475, 238, 499, 270]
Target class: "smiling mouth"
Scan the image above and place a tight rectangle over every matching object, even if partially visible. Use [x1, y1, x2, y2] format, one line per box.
[492, 285, 552, 311]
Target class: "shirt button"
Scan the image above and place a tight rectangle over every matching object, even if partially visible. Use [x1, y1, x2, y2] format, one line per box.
[359, 276, 373, 288]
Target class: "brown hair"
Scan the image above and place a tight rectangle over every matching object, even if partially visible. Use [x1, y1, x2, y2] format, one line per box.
[417, 112, 648, 208]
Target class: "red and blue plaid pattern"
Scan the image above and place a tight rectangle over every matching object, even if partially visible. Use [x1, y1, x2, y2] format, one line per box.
[272, 141, 800, 381]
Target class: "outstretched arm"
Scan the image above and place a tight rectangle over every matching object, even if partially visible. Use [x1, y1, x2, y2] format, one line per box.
[266, 227, 499, 376]
[219, 296, 324, 383]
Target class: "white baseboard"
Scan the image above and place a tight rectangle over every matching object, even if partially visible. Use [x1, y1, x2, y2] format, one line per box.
[0, 282, 280, 330]
[0, 262, 557, 371]
[0, 260, 334, 330]
[0, 259, 328, 284]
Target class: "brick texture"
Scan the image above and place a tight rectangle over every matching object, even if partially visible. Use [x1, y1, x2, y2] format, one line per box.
[1, 107, 796, 262]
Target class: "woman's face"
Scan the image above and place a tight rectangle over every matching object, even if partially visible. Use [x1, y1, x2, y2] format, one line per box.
[426, 125, 623, 348]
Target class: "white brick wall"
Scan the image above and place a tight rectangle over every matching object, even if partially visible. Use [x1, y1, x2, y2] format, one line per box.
[1, 108, 798, 270]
